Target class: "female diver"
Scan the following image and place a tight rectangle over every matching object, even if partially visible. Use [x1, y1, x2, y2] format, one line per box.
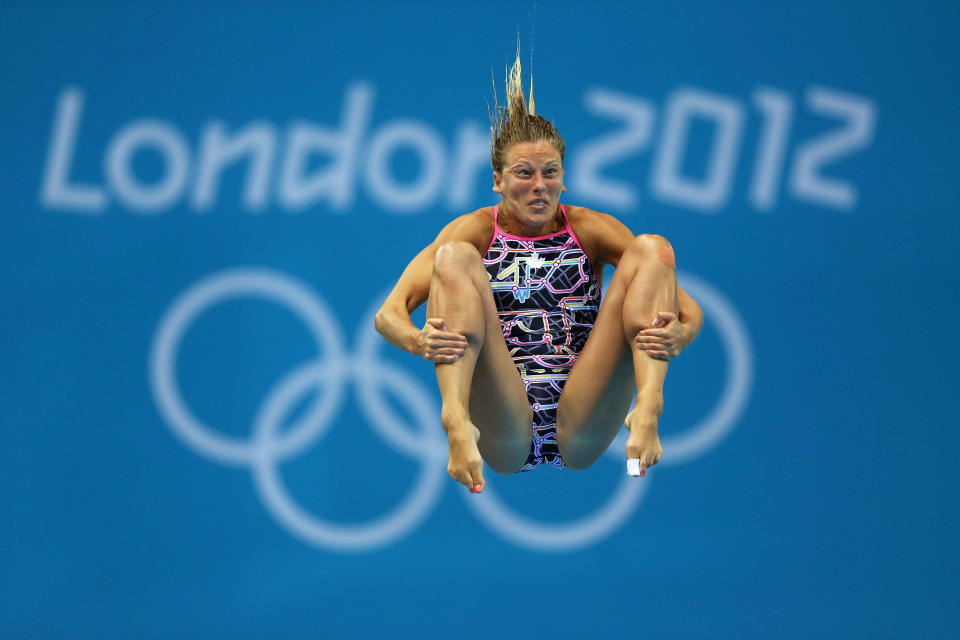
[375, 54, 703, 493]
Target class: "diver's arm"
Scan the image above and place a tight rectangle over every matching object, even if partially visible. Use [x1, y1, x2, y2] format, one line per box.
[374, 243, 436, 357]
[375, 212, 491, 362]
[587, 208, 703, 357]
[675, 285, 703, 351]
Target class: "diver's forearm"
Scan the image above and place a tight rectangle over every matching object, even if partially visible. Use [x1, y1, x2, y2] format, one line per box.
[374, 305, 423, 357]
[677, 300, 703, 351]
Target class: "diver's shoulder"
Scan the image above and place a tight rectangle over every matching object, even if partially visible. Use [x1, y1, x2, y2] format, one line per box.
[565, 205, 626, 235]
[437, 206, 495, 250]
[459, 206, 496, 236]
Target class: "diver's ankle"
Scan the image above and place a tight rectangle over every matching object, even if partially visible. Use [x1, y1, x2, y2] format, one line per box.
[440, 407, 474, 436]
[634, 388, 665, 418]
[625, 408, 659, 435]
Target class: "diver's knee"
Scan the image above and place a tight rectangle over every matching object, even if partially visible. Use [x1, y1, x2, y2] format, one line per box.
[433, 241, 482, 276]
[623, 234, 675, 270]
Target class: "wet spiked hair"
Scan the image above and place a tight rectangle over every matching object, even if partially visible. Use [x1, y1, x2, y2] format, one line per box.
[489, 44, 566, 174]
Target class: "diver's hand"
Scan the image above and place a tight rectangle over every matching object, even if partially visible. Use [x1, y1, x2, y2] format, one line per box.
[636, 311, 683, 360]
[418, 318, 468, 363]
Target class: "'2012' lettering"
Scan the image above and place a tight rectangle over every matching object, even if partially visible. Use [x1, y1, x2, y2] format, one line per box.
[570, 86, 876, 212]
[40, 83, 876, 216]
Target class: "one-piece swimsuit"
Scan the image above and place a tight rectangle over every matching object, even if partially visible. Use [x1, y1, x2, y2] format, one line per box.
[482, 204, 601, 471]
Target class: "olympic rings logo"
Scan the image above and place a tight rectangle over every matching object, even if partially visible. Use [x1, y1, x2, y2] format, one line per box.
[149, 268, 752, 552]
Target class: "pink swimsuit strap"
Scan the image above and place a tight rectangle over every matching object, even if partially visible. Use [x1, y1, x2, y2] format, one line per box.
[488, 204, 587, 255]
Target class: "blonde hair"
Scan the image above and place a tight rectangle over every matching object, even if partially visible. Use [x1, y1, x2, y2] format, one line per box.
[489, 44, 566, 173]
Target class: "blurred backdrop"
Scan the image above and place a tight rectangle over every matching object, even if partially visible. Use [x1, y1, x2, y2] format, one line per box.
[2, 1, 958, 638]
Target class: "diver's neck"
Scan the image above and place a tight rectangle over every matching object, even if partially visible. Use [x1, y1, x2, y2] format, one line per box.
[498, 203, 563, 238]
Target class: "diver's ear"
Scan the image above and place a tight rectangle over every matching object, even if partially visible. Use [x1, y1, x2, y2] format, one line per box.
[492, 171, 502, 193]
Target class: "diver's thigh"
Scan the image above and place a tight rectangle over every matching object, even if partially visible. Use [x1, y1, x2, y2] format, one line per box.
[556, 280, 636, 453]
[468, 285, 533, 440]
[426, 266, 531, 471]
[469, 333, 532, 473]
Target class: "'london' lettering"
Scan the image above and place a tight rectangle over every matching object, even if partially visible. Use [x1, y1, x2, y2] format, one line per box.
[38, 82, 876, 216]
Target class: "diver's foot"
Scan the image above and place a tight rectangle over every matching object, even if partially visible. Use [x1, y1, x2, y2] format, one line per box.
[441, 410, 485, 492]
[624, 409, 663, 477]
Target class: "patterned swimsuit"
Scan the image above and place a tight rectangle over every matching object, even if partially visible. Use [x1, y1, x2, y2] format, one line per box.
[483, 205, 601, 471]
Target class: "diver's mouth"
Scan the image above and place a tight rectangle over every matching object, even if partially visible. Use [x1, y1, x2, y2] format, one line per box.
[528, 199, 550, 210]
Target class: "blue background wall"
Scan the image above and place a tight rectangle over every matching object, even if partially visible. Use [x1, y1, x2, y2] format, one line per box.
[2, 1, 958, 637]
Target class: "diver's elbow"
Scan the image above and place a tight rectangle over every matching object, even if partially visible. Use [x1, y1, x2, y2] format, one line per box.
[374, 308, 386, 336]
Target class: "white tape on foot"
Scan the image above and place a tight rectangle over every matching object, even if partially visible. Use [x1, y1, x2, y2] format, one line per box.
[627, 458, 642, 477]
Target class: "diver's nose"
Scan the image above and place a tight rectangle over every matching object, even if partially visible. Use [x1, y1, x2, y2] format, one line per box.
[532, 173, 546, 193]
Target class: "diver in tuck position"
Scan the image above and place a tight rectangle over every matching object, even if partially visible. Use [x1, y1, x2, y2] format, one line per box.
[375, 52, 703, 493]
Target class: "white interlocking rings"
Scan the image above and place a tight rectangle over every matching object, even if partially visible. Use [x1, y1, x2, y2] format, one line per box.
[660, 271, 754, 464]
[252, 360, 446, 551]
[150, 269, 348, 465]
[149, 267, 752, 552]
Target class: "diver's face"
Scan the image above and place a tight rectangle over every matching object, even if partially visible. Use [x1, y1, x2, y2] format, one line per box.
[493, 140, 565, 227]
